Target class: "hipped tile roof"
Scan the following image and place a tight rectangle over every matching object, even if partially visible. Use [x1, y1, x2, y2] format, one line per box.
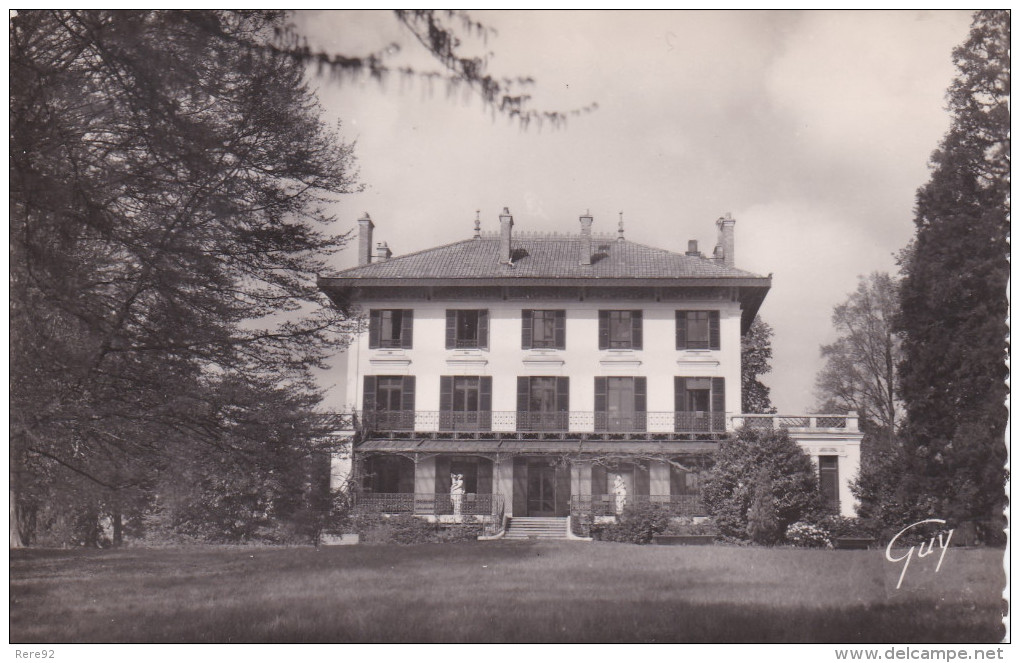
[329, 236, 765, 280]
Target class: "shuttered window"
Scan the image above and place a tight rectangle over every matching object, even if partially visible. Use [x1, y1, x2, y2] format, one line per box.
[674, 376, 725, 432]
[446, 310, 489, 349]
[439, 375, 492, 431]
[522, 309, 566, 349]
[598, 310, 642, 350]
[369, 309, 413, 349]
[516, 376, 569, 431]
[594, 376, 646, 431]
[676, 310, 719, 350]
[362, 376, 415, 430]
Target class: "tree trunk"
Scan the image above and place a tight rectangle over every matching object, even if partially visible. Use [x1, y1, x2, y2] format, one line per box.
[10, 490, 25, 548]
[112, 511, 123, 547]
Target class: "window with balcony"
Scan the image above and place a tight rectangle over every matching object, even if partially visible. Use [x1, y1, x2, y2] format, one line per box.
[599, 310, 643, 350]
[439, 375, 492, 430]
[516, 376, 569, 430]
[674, 376, 725, 431]
[369, 309, 413, 349]
[595, 376, 646, 431]
[522, 309, 566, 349]
[676, 310, 720, 350]
[445, 310, 489, 349]
[362, 375, 415, 430]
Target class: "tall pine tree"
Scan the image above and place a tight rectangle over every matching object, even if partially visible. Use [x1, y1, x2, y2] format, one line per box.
[896, 11, 1009, 534]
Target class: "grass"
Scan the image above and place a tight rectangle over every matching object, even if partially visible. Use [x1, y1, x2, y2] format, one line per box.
[9, 541, 1006, 643]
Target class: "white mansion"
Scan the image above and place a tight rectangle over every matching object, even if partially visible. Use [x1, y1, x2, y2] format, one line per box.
[318, 209, 862, 537]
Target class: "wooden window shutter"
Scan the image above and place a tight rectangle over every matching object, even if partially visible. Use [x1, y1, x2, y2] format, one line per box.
[363, 376, 377, 411]
[631, 311, 643, 350]
[709, 311, 720, 350]
[554, 310, 566, 349]
[635, 377, 647, 413]
[478, 310, 489, 350]
[400, 310, 413, 349]
[556, 377, 569, 412]
[675, 376, 688, 412]
[400, 376, 415, 412]
[512, 458, 528, 515]
[477, 460, 493, 495]
[555, 465, 571, 516]
[445, 311, 456, 349]
[591, 464, 608, 495]
[435, 456, 451, 494]
[676, 311, 687, 349]
[711, 377, 725, 414]
[635, 463, 650, 497]
[480, 376, 492, 412]
[521, 309, 533, 349]
[598, 311, 609, 350]
[517, 377, 530, 413]
[369, 310, 381, 349]
[439, 376, 453, 411]
[594, 377, 608, 414]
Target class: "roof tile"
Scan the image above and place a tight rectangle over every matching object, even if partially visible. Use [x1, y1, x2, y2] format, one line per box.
[330, 236, 763, 280]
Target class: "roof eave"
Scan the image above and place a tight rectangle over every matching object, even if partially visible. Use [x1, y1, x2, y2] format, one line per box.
[318, 275, 771, 288]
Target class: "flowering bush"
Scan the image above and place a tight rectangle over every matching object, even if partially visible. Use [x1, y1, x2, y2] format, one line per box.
[785, 521, 832, 548]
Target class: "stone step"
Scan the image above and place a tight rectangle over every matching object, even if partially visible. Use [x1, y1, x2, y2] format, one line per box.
[504, 517, 569, 539]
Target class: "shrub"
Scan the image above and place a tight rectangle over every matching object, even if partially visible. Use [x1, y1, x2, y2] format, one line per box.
[661, 516, 718, 536]
[347, 513, 482, 545]
[786, 521, 832, 548]
[590, 502, 672, 544]
[702, 427, 826, 542]
[817, 515, 880, 539]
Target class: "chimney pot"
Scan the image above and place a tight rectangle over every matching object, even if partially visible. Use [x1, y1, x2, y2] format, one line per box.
[579, 212, 594, 266]
[686, 240, 699, 256]
[373, 241, 392, 262]
[357, 213, 374, 266]
[498, 207, 514, 264]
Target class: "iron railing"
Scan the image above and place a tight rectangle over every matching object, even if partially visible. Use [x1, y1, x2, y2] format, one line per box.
[355, 410, 730, 434]
[346, 411, 858, 434]
[569, 494, 706, 518]
[735, 414, 853, 430]
[353, 492, 503, 518]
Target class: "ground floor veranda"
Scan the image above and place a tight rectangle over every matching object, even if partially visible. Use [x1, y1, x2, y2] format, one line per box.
[348, 442, 859, 522]
[328, 414, 863, 522]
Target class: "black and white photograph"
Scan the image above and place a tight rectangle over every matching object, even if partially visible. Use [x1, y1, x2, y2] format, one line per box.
[9, 8, 1009, 652]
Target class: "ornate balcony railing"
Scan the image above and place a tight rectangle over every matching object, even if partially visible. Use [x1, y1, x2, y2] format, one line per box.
[353, 492, 503, 518]
[346, 411, 858, 435]
[569, 494, 706, 518]
[733, 413, 858, 431]
[355, 410, 730, 434]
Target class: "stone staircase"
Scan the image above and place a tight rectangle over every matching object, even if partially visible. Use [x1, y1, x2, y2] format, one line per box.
[503, 516, 570, 540]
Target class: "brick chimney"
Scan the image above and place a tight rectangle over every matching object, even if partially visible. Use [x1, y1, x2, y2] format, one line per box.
[498, 207, 514, 264]
[715, 214, 735, 268]
[579, 211, 594, 266]
[686, 240, 700, 257]
[357, 213, 374, 266]
[373, 241, 392, 262]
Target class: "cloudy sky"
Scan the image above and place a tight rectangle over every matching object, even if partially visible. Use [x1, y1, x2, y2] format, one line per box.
[296, 10, 973, 413]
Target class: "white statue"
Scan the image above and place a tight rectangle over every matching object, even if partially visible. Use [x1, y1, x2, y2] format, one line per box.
[613, 473, 628, 515]
[450, 472, 465, 518]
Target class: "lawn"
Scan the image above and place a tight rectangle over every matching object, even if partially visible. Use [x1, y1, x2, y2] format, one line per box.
[9, 541, 1006, 643]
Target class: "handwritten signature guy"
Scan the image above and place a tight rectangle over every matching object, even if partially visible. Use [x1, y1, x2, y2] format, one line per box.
[885, 518, 954, 590]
